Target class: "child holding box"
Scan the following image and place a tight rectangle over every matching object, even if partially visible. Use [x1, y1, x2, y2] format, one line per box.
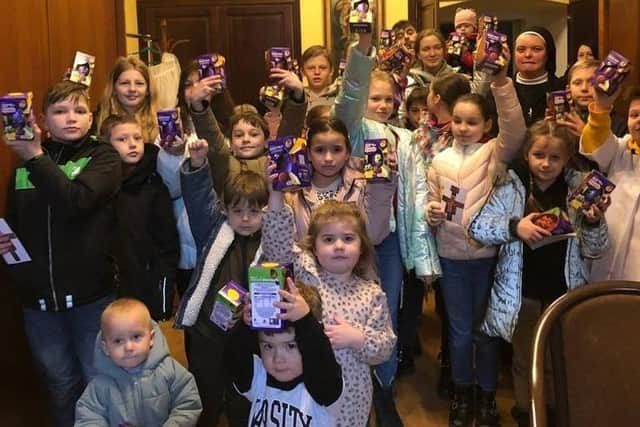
[580, 85, 640, 281]
[0, 81, 121, 427]
[230, 279, 344, 426]
[174, 137, 269, 427]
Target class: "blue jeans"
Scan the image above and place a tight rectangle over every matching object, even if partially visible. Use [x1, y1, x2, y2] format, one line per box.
[440, 257, 499, 391]
[373, 231, 403, 388]
[23, 295, 113, 427]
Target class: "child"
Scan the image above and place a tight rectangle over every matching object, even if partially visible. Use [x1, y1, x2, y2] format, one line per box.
[404, 86, 428, 130]
[262, 183, 395, 426]
[448, 8, 478, 76]
[100, 114, 179, 320]
[468, 120, 609, 425]
[334, 31, 435, 424]
[285, 117, 396, 246]
[229, 279, 343, 426]
[97, 56, 158, 142]
[75, 298, 202, 426]
[0, 81, 121, 426]
[302, 45, 340, 109]
[174, 138, 269, 427]
[186, 72, 306, 197]
[580, 85, 640, 281]
[398, 72, 471, 392]
[425, 44, 526, 427]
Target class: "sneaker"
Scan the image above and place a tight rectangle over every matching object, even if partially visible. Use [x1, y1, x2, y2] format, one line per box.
[448, 385, 474, 427]
[372, 381, 404, 427]
[476, 389, 499, 427]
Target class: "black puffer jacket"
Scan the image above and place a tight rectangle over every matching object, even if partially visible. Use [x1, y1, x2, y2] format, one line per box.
[6, 135, 121, 311]
[113, 143, 179, 320]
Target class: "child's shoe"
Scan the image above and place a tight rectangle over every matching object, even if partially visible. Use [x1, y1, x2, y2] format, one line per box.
[448, 385, 474, 427]
[372, 380, 404, 427]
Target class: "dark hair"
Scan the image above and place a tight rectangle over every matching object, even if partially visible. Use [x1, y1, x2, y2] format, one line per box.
[430, 73, 471, 110]
[305, 104, 332, 127]
[99, 114, 139, 143]
[177, 60, 199, 127]
[229, 111, 269, 139]
[405, 86, 428, 111]
[302, 45, 333, 69]
[43, 81, 90, 113]
[306, 117, 351, 153]
[223, 170, 269, 209]
[391, 20, 415, 33]
[452, 93, 492, 121]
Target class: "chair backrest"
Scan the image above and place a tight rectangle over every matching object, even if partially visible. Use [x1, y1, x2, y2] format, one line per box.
[530, 280, 640, 427]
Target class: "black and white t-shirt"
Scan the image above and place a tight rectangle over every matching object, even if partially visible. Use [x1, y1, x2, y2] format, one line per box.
[242, 356, 341, 426]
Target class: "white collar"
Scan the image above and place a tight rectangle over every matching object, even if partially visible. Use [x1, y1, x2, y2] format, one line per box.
[516, 72, 549, 85]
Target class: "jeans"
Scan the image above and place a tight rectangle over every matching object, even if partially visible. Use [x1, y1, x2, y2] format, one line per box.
[23, 294, 113, 427]
[373, 231, 403, 388]
[439, 257, 499, 391]
[398, 269, 425, 355]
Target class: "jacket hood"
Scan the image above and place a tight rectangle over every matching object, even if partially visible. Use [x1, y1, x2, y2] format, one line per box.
[122, 143, 159, 188]
[93, 321, 169, 380]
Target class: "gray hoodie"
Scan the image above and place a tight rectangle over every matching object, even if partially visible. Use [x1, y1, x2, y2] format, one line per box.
[75, 322, 202, 427]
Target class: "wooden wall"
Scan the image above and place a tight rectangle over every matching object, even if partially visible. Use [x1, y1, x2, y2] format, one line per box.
[0, 2, 124, 424]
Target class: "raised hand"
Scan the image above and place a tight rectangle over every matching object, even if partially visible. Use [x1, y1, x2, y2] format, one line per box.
[269, 68, 304, 100]
[187, 138, 209, 169]
[3, 117, 43, 161]
[492, 44, 511, 87]
[273, 277, 310, 322]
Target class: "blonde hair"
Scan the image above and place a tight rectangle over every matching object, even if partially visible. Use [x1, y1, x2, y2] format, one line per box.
[98, 57, 158, 143]
[101, 298, 152, 335]
[301, 201, 376, 280]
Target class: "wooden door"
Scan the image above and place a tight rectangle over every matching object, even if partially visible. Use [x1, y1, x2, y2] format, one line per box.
[409, 0, 439, 31]
[138, 0, 301, 105]
[568, 0, 599, 64]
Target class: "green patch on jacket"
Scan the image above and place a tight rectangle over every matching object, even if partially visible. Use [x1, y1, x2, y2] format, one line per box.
[15, 157, 92, 190]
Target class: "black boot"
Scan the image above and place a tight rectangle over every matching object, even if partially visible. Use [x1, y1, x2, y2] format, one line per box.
[372, 380, 404, 427]
[510, 405, 530, 427]
[449, 385, 474, 427]
[476, 389, 499, 427]
[437, 353, 453, 399]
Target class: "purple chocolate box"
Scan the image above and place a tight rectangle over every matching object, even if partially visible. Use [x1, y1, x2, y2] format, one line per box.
[268, 136, 311, 191]
[477, 30, 507, 74]
[157, 109, 183, 148]
[197, 53, 227, 88]
[364, 138, 391, 181]
[591, 50, 631, 96]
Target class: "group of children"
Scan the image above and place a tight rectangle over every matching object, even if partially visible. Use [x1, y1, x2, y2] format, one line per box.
[0, 5, 638, 427]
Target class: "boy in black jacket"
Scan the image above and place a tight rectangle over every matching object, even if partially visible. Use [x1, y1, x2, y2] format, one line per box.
[99, 114, 179, 320]
[232, 279, 343, 426]
[0, 81, 121, 427]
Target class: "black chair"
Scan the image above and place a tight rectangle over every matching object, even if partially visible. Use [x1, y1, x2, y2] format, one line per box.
[530, 280, 640, 427]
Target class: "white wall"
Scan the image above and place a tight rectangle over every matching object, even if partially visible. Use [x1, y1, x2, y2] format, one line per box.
[439, 0, 569, 74]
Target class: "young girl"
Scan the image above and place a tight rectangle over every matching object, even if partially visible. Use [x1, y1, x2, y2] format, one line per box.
[468, 120, 609, 425]
[334, 31, 435, 424]
[263, 184, 395, 427]
[425, 45, 526, 427]
[399, 72, 471, 394]
[97, 56, 158, 142]
[285, 117, 396, 247]
[580, 85, 640, 282]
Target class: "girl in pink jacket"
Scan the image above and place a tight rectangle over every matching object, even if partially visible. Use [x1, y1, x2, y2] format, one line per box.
[426, 46, 526, 427]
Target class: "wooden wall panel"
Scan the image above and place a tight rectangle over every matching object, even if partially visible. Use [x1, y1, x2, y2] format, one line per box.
[600, 0, 640, 87]
[46, 0, 121, 107]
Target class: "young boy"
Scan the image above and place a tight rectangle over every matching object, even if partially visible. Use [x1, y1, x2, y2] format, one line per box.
[231, 279, 343, 426]
[75, 298, 202, 426]
[174, 138, 269, 427]
[0, 81, 121, 427]
[100, 114, 179, 320]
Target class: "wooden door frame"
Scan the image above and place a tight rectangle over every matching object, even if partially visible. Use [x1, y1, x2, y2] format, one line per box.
[115, 0, 128, 56]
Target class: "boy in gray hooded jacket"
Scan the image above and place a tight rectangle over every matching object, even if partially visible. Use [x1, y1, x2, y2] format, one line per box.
[75, 298, 202, 426]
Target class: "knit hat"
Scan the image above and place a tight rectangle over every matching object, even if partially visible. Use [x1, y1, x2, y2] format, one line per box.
[454, 8, 477, 29]
[516, 26, 557, 76]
